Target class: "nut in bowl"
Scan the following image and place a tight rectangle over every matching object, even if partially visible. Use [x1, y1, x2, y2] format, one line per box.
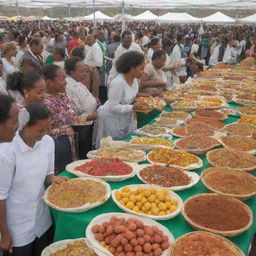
[137, 164, 200, 191]
[43, 177, 111, 213]
[86, 213, 175, 256]
[130, 137, 174, 149]
[112, 184, 183, 220]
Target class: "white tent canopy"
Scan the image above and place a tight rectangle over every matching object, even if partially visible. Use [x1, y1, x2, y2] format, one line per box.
[202, 11, 236, 23]
[158, 12, 201, 23]
[132, 10, 158, 21]
[239, 13, 256, 23]
[83, 11, 113, 20]
[42, 16, 56, 20]
[2, 0, 256, 9]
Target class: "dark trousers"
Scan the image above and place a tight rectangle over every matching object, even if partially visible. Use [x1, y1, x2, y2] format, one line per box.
[3, 226, 54, 256]
[54, 135, 72, 174]
[73, 124, 93, 159]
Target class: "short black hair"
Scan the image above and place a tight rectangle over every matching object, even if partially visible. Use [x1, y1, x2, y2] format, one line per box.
[40, 64, 60, 80]
[71, 47, 85, 59]
[116, 51, 144, 74]
[7, 71, 42, 96]
[162, 38, 172, 48]
[54, 47, 66, 59]
[177, 34, 184, 42]
[121, 30, 132, 39]
[18, 35, 26, 46]
[113, 35, 121, 42]
[0, 95, 15, 124]
[25, 103, 51, 126]
[152, 49, 166, 61]
[149, 37, 160, 46]
[64, 56, 82, 75]
[29, 38, 41, 47]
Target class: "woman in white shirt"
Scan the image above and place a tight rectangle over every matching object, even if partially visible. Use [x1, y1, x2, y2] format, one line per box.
[94, 51, 145, 149]
[0, 103, 67, 256]
[64, 57, 98, 158]
[1, 42, 19, 81]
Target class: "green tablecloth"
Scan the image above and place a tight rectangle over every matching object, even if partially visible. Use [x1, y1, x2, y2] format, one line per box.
[51, 105, 256, 255]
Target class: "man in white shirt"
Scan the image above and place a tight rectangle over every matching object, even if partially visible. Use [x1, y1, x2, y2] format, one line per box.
[0, 60, 8, 95]
[84, 35, 103, 68]
[107, 30, 143, 85]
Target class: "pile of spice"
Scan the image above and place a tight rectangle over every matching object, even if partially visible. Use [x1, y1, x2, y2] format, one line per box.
[175, 135, 220, 152]
[203, 168, 256, 195]
[46, 179, 107, 208]
[169, 232, 243, 256]
[184, 194, 251, 231]
[51, 239, 98, 256]
[130, 137, 173, 148]
[195, 108, 227, 120]
[238, 116, 256, 126]
[74, 158, 133, 176]
[139, 165, 191, 188]
[220, 135, 256, 153]
[171, 126, 188, 137]
[147, 148, 201, 169]
[93, 148, 145, 163]
[155, 118, 181, 128]
[140, 125, 167, 136]
[186, 117, 225, 129]
[185, 122, 215, 137]
[224, 123, 256, 137]
[207, 148, 256, 170]
[160, 111, 190, 120]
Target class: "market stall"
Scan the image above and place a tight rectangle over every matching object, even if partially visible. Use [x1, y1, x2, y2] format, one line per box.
[45, 66, 256, 256]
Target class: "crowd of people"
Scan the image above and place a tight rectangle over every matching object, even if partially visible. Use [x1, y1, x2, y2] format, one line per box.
[0, 19, 256, 256]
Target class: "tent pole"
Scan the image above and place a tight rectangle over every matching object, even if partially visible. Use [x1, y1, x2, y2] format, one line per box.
[68, 4, 71, 17]
[121, 0, 125, 33]
[93, 0, 96, 28]
[16, 0, 19, 17]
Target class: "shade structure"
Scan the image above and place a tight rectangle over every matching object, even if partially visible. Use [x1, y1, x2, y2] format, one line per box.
[42, 16, 56, 20]
[132, 10, 158, 21]
[158, 12, 201, 23]
[202, 11, 236, 23]
[83, 11, 113, 20]
[239, 13, 256, 23]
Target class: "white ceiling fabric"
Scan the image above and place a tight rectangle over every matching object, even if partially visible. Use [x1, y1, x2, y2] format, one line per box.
[1, 0, 256, 9]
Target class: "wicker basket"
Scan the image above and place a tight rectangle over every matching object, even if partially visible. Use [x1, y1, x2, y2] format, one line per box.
[174, 136, 220, 155]
[169, 231, 245, 256]
[206, 148, 256, 172]
[182, 193, 253, 237]
[201, 167, 256, 201]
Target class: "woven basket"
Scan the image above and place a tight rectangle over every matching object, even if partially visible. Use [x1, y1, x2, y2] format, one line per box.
[206, 148, 256, 172]
[182, 193, 253, 237]
[201, 168, 256, 201]
[168, 231, 245, 256]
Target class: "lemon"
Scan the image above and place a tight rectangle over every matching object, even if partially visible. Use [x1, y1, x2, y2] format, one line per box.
[170, 205, 178, 212]
[151, 207, 160, 215]
[144, 202, 152, 210]
[158, 211, 166, 216]
[144, 190, 151, 197]
[148, 194, 156, 202]
[171, 199, 178, 206]
[130, 195, 137, 202]
[133, 206, 140, 212]
[158, 202, 167, 211]
[115, 191, 122, 200]
[126, 201, 134, 209]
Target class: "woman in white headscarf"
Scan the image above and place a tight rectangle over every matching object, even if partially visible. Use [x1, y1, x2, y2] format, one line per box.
[189, 43, 205, 76]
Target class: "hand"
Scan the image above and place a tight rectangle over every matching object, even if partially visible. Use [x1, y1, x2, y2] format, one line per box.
[157, 82, 167, 88]
[0, 232, 12, 253]
[49, 175, 68, 185]
[132, 101, 145, 111]
[86, 112, 98, 121]
[66, 127, 74, 136]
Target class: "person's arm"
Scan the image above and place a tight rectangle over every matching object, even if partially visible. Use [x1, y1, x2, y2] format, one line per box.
[0, 156, 15, 253]
[0, 200, 12, 253]
[140, 72, 166, 89]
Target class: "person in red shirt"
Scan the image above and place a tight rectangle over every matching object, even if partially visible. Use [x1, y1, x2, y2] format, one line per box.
[67, 32, 80, 56]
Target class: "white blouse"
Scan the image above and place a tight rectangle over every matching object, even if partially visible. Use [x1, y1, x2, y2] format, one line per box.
[65, 76, 97, 125]
[2, 58, 19, 81]
[0, 134, 54, 246]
